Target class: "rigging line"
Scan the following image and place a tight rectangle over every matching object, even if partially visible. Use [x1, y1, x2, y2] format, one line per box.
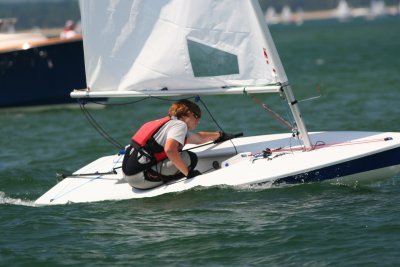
[311, 137, 393, 149]
[250, 137, 392, 156]
[101, 96, 193, 106]
[150, 95, 195, 102]
[79, 101, 124, 150]
[197, 96, 239, 154]
[280, 93, 297, 132]
[197, 97, 225, 132]
[249, 94, 293, 131]
[79, 103, 122, 149]
[90, 97, 150, 106]
[57, 170, 117, 180]
[83, 95, 194, 107]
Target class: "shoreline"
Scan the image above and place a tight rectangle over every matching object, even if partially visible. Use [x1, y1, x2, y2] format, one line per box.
[25, 5, 400, 38]
[266, 5, 400, 24]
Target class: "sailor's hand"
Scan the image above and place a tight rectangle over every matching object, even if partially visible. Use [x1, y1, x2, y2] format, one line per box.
[187, 169, 201, 178]
[214, 132, 243, 144]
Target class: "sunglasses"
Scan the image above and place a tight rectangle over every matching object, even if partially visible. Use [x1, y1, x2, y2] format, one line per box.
[191, 112, 201, 119]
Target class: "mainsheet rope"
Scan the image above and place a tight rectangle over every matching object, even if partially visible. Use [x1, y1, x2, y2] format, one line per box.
[79, 100, 125, 150]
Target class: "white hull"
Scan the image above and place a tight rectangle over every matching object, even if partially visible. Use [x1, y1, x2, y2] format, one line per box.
[35, 131, 400, 205]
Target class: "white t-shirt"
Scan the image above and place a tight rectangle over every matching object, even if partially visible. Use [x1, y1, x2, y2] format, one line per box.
[153, 117, 188, 147]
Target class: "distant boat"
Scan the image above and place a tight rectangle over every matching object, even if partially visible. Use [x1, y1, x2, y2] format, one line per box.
[295, 8, 304, 26]
[281, 5, 293, 24]
[0, 18, 87, 108]
[264, 7, 279, 25]
[335, 0, 352, 21]
[367, 0, 386, 20]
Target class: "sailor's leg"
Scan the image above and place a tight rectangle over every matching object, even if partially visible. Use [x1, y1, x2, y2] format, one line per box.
[124, 172, 163, 190]
[151, 151, 198, 180]
[122, 146, 163, 189]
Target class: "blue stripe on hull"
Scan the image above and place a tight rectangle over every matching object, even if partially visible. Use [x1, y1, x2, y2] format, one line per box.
[274, 147, 400, 184]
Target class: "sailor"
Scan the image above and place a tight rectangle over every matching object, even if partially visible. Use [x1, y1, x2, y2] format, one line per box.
[60, 20, 77, 39]
[122, 99, 236, 189]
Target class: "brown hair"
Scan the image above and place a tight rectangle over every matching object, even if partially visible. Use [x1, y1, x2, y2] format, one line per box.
[168, 99, 201, 119]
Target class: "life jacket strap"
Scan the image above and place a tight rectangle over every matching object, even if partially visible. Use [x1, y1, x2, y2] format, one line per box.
[130, 139, 167, 162]
[130, 141, 154, 161]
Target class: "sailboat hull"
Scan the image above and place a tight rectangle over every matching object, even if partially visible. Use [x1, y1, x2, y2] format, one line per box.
[276, 146, 400, 184]
[35, 131, 400, 205]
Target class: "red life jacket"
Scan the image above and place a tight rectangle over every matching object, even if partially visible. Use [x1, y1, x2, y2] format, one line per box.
[131, 116, 171, 162]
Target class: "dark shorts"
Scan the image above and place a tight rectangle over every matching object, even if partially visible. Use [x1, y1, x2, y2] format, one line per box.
[122, 146, 198, 188]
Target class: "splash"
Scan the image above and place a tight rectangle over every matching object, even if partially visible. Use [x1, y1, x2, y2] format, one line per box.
[236, 181, 276, 191]
[191, 182, 277, 193]
[0, 191, 36, 207]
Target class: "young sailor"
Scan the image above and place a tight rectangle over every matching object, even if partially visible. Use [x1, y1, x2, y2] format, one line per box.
[122, 99, 236, 189]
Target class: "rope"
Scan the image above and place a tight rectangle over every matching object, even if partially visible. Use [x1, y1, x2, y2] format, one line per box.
[197, 97, 225, 132]
[86, 97, 149, 106]
[311, 137, 393, 149]
[250, 137, 393, 156]
[197, 96, 239, 154]
[248, 94, 293, 131]
[79, 100, 124, 150]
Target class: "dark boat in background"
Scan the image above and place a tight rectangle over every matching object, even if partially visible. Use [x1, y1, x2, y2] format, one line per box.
[0, 18, 87, 108]
[0, 36, 86, 108]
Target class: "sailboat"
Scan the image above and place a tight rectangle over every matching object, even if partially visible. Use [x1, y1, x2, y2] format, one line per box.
[0, 18, 86, 108]
[336, 0, 352, 22]
[281, 5, 293, 24]
[35, 0, 400, 205]
[367, 0, 386, 20]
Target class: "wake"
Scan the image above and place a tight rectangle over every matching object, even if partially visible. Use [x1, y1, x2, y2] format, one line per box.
[0, 191, 36, 207]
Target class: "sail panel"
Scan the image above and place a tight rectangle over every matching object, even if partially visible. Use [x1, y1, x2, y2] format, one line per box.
[187, 39, 239, 78]
[79, 0, 288, 94]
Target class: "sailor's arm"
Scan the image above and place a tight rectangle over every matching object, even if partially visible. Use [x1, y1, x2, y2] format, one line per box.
[186, 131, 220, 144]
[164, 138, 190, 176]
[187, 131, 242, 144]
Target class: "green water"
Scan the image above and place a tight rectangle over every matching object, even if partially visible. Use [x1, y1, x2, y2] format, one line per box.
[1, 17, 400, 266]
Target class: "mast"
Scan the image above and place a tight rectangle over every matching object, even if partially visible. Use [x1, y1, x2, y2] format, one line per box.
[248, 0, 313, 150]
[281, 83, 313, 149]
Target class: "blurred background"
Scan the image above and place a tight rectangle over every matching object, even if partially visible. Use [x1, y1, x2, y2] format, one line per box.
[0, 0, 399, 32]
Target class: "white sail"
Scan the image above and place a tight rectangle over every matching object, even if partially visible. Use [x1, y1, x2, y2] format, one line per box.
[281, 5, 293, 24]
[77, 0, 288, 95]
[336, 0, 352, 21]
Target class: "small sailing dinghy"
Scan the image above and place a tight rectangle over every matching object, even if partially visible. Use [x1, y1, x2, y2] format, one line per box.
[35, 0, 400, 205]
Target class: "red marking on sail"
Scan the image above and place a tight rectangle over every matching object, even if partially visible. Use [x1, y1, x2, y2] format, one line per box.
[263, 48, 269, 64]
